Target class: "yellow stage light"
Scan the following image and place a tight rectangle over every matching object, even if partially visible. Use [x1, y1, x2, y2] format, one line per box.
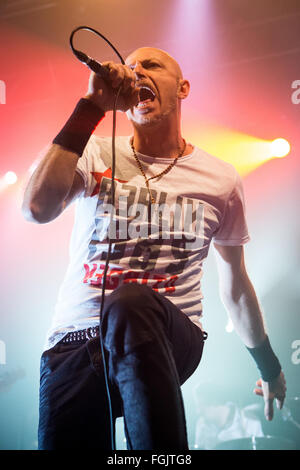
[270, 138, 291, 158]
[185, 125, 291, 176]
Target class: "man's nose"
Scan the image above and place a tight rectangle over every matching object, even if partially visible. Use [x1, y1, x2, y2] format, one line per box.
[132, 61, 146, 78]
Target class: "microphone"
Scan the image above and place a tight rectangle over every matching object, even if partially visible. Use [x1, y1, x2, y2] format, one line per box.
[73, 49, 110, 80]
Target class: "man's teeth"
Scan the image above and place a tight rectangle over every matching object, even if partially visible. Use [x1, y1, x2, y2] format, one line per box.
[137, 100, 151, 108]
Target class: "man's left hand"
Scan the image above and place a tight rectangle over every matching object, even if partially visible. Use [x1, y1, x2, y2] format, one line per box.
[254, 370, 287, 421]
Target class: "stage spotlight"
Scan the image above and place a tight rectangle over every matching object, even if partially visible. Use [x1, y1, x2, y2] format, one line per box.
[4, 171, 18, 185]
[270, 138, 291, 158]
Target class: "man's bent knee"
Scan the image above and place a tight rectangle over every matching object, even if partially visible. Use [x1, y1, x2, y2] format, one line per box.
[102, 283, 165, 355]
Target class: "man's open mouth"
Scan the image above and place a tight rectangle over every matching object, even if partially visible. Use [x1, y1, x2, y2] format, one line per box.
[136, 86, 156, 108]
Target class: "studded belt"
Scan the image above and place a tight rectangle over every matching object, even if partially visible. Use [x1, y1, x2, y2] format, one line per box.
[60, 326, 100, 344]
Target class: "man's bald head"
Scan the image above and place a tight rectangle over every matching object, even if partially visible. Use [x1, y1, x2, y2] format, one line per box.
[125, 47, 183, 81]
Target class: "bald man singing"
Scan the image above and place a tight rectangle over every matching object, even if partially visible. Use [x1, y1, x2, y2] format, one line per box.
[22, 47, 286, 450]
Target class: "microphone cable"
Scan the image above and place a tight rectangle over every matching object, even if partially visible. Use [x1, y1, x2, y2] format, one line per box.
[70, 26, 126, 451]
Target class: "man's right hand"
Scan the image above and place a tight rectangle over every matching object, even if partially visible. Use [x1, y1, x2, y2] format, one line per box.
[84, 62, 140, 112]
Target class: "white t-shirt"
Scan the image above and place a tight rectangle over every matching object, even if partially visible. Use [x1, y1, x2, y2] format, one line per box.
[44, 135, 250, 350]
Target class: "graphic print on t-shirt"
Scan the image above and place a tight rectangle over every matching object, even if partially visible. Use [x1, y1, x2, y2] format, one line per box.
[90, 169, 128, 197]
[83, 175, 205, 293]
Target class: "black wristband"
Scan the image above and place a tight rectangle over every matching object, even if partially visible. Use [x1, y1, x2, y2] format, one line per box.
[52, 98, 105, 157]
[246, 335, 281, 382]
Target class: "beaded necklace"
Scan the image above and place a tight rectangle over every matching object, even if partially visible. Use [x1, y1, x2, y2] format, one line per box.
[130, 138, 186, 204]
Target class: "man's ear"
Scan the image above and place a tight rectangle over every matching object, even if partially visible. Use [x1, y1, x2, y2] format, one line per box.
[177, 79, 190, 100]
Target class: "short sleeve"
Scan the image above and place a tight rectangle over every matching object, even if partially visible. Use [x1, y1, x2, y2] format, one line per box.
[75, 146, 89, 195]
[213, 171, 250, 246]
[75, 135, 100, 198]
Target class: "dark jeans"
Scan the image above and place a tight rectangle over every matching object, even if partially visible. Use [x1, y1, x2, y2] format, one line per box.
[38, 284, 206, 450]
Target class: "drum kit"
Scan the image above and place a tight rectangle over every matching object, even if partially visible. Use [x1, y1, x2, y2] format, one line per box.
[214, 397, 300, 450]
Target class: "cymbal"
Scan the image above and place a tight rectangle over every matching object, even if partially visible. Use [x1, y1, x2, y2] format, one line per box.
[214, 435, 297, 450]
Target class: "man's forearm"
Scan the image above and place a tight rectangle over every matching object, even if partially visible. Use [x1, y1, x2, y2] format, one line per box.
[22, 144, 80, 223]
[220, 274, 267, 348]
[220, 269, 282, 383]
